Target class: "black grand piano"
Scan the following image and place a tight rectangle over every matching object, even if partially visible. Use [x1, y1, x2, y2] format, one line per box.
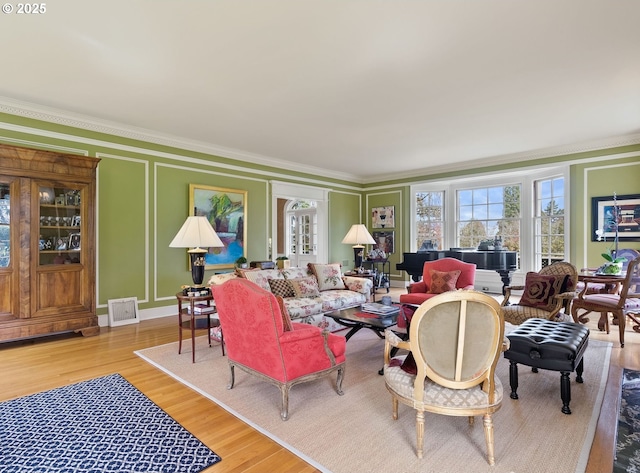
[396, 249, 518, 293]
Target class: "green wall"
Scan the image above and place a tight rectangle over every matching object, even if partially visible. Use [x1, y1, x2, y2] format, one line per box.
[0, 112, 638, 316]
[571, 157, 640, 267]
[328, 190, 363, 268]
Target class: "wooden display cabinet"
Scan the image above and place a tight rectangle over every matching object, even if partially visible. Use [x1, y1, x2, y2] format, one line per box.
[0, 144, 100, 342]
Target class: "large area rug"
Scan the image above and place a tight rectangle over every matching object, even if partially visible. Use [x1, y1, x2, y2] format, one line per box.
[137, 330, 611, 473]
[0, 373, 221, 473]
[614, 368, 640, 472]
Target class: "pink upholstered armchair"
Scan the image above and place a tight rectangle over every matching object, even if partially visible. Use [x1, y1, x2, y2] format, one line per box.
[399, 257, 477, 305]
[210, 278, 346, 420]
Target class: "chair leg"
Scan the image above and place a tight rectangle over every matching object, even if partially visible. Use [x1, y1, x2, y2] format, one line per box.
[280, 385, 290, 421]
[416, 410, 425, 459]
[335, 366, 345, 395]
[617, 310, 625, 348]
[483, 413, 496, 466]
[227, 364, 235, 390]
[392, 396, 398, 420]
[627, 312, 640, 333]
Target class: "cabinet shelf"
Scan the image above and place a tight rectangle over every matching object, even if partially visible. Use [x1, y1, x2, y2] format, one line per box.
[40, 204, 80, 210]
[40, 249, 81, 254]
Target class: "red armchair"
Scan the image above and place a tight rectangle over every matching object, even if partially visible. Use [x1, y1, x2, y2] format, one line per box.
[399, 257, 476, 305]
[210, 278, 346, 420]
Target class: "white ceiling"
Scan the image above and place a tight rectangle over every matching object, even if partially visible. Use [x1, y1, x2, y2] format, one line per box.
[1, 0, 639, 183]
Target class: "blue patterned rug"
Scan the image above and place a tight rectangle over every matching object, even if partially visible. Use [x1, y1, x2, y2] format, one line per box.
[0, 374, 221, 473]
[614, 368, 640, 472]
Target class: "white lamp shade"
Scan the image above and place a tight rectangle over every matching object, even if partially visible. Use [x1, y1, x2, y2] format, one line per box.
[169, 216, 224, 249]
[341, 224, 376, 245]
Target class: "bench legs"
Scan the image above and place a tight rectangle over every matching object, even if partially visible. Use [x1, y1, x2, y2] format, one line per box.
[508, 358, 585, 415]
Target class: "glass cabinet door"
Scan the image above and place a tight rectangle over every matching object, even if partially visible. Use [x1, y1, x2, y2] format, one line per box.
[38, 185, 82, 266]
[0, 183, 9, 268]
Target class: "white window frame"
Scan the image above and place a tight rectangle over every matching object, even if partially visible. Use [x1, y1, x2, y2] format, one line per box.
[410, 165, 569, 289]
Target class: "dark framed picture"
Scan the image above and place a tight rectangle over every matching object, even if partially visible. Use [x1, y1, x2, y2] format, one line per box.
[68, 232, 81, 250]
[591, 194, 640, 241]
[190, 184, 247, 270]
[372, 230, 394, 255]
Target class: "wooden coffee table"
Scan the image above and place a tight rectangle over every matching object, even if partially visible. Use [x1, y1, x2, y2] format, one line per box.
[324, 306, 399, 341]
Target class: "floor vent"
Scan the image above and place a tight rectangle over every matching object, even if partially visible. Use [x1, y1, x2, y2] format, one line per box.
[108, 297, 140, 327]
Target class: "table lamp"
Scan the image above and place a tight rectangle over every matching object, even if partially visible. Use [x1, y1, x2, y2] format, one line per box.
[170, 216, 224, 287]
[341, 224, 376, 270]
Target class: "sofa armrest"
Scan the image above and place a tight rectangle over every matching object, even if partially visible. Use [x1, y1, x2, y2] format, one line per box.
[343, 276, 373, 294]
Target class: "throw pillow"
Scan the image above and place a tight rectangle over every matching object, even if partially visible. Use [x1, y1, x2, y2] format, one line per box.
[308, 263, 346, 291]
[268, 278, 295, 298]
[427, 269, 461, 294]
[519, 272, 566, 312]
[289, 277, 321, 298]
[400, 353, 417, 375]
[275, 296, 293, 332]
[235, 268, 272, 292]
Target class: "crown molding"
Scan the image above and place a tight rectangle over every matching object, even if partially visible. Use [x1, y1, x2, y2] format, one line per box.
[362, 132, 640, 184]
[0, 97, 364, 184]
[2, 96, 639, 187]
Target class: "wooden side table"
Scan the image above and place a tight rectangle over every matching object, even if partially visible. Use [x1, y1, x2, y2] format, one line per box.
[176, 292, 224, 363]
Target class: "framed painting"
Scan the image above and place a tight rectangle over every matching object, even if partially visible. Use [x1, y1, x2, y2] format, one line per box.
[591, 194, 640, 242]
[190, 184, 247, 269]
[372, 230, 394, 255]
[372, 206, 395, 228]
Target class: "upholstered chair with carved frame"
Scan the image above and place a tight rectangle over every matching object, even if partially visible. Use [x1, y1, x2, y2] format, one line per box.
[211, 278, 346, 420]
[572, 255, 640, 347]
[501, 261, 578, 326]
[400, 258, 477, 306]
[383, 290, 505, 465]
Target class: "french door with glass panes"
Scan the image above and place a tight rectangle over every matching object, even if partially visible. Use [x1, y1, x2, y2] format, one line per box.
[288, 209, 317, 267]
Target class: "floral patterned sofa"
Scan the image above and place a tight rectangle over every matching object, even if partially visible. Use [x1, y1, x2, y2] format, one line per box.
[208, 263, 372, 331]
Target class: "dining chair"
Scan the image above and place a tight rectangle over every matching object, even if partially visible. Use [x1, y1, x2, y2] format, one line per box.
[571, 255, 640, 347]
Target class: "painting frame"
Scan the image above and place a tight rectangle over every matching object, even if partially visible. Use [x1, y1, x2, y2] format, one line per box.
[372, 206, 395, 228]
[372, 230, 394, 255]
[190, 184, 247, 270]
[591, 194, 640, 242]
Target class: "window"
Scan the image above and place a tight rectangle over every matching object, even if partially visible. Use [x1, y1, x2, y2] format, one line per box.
[534, 177, 565, 267]
[411, 166, 567, 274]
[457, 185, 521, 251]
[415, 191, 444, 250]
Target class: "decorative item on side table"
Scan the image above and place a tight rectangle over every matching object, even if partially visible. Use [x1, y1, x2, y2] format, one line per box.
[342, 223, 376, 271]
[170, 215, 224, 288]
[275, 256, 290, 269]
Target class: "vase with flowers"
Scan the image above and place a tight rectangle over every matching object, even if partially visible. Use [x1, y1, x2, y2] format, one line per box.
[595, 192, 626, 275]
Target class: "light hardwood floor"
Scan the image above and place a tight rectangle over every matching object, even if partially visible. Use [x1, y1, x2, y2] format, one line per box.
[1, 287, 638, 473]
